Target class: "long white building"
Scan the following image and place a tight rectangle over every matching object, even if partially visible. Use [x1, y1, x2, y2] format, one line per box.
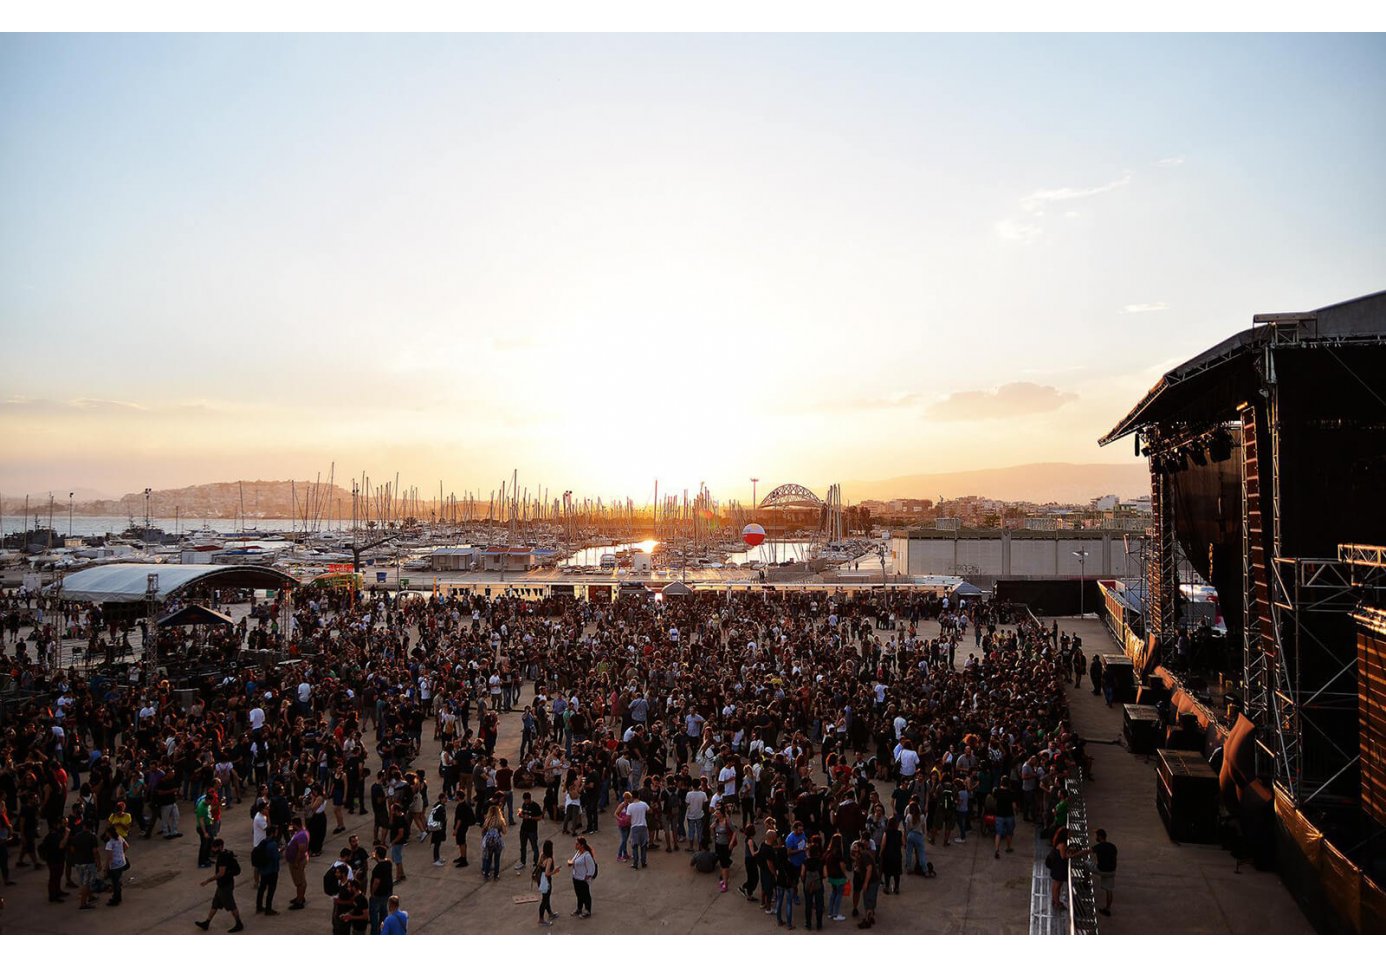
[890, 528, 1144, 587]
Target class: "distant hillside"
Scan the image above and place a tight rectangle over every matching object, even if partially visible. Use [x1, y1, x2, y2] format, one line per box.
[843, 462, 1149, 504]
[76, 480, 354, 519]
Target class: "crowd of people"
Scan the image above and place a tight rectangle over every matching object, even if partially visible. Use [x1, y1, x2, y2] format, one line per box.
[0, 578, 1097, 933]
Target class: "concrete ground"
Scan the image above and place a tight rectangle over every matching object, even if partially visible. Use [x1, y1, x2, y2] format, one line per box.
[3, 615, 1030, 936]
[1063, 617, 1311, 934]
[0, 614, 1312, 935]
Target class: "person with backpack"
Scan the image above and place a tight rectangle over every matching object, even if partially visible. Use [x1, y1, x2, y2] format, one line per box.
[252, 824, 281, 916]
[195, 839, 245, 933]
[480, 803, 507, 881]
[568, 835, 596, 918]
[428, 792, 448, 867]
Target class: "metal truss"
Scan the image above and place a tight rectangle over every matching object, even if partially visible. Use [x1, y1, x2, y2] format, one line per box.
[1241, 402, 1290, 795]
[758, 483, 824, 509]
[1269, 556, 1362, 806]
[1148, 466, 1179, 646]
[1340, 544, 1386, 570]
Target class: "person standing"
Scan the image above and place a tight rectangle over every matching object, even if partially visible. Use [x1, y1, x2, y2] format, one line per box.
[517, 791, 542, 872]
[103, 825, 129, 907]
[536, 839, 557, 927]
[1092, 828, 1118, 917]
[253, 825, 281, 916]
[480, 803, 507, 881]
[622, 789, 648, 870]
[380, 895, 408, 935]
[685, 778, 708, 852]
[428, 793, 448, 867]
[285, 818, 310, 910]
[569, 836, 596, 918]
[452, 796, 475, 868]
[67, 817, 99, 910]
[711, 805, 736, 893]
[803, 832, 820, 926]
[992, 777, 1017, 859]
[368, 845, 393, 935]
[852, 833, 879, 930]
[388, 803, 410, 884]
[194, 839, 245, 933]
[41, 820, 69, 903]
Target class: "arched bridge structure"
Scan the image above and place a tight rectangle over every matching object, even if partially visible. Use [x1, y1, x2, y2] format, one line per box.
[759, 483, 825, 509]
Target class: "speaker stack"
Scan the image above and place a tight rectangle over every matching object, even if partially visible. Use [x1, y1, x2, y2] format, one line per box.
[1100, 653, 1138, 703]
[1123, 703, 1162, 754]
[1156, 749, 1220, 843]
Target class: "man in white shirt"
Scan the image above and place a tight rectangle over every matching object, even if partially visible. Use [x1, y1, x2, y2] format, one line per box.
[248, 705, 265, 733]
[895, 739, 920, 783]
[718, 762, 738, 799]
[685, 782, 709, 849]
[625, 797, 650, 868]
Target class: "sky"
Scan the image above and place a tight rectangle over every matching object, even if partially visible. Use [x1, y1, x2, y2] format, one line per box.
[1, 33, 1383, 505]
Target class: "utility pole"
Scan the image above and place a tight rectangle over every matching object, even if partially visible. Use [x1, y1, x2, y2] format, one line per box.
[750, 478, 759, 512]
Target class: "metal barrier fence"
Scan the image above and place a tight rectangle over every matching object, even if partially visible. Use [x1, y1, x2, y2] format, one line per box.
[1064, 768, 1101, 935]
[1019, 603, 1099, 936]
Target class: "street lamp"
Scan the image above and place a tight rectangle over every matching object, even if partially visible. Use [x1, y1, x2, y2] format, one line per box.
[1072, 549, 1090, 617]
[68, 492, 73, 544]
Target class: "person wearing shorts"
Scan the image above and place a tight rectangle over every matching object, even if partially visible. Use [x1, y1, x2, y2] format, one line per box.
[992, 777, 1018, 859]
[195, 839, 245, 933]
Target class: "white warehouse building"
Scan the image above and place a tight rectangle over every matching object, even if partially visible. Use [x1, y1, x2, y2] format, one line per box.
[890, 528, 1144, 588]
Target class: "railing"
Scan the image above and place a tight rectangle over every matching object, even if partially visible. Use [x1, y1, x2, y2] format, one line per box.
[1064, 768, 1101, 935]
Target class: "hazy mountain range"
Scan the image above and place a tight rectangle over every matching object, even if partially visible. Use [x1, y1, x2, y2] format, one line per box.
[843, 462, 1149, 504]
[3, 462, 1151, 518]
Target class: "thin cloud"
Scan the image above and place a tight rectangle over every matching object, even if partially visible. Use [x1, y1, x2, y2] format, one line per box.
[997, 170, 1133, 244]
[2, 396, 145, 413]
[1121, 302, 1168, 314]
[773, 391, 922, 416]
[995, 218, 1043, 244]
[1020, 171, 1132, 214]
[2, 396, 219, 415]
[927, 382, 1078, 421]
[1154, 156, 1185, 167]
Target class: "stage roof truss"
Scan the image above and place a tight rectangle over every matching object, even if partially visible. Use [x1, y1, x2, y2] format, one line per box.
[1099, 290, 1386, 446]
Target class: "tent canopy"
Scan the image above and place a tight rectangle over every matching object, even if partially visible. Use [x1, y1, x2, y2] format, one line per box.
[952, 581, 985, 598]
[158, 604, 236, 627]
[59, 563, 297, 604]
[660, 581, 693, 597]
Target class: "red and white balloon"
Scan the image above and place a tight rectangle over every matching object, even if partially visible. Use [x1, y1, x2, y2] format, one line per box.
[741, 523, 766, 547]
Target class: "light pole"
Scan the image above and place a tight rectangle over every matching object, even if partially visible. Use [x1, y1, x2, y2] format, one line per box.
[68, 492, 73, 543]
[1072, 549, 1089, 617]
